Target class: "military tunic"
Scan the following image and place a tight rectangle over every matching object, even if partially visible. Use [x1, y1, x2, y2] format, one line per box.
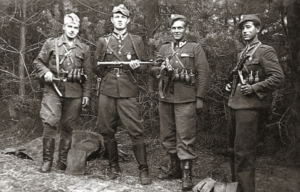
[150, 41, 211, 160]
[227, 42, 284, 192]
[34, 35, 92, 139]
[94, 32, 147, 144]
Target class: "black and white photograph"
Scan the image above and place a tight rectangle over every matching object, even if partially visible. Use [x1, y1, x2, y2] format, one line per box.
[0, 0, 299, 191]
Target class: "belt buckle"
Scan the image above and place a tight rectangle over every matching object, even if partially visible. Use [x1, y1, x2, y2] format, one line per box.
[113, 68, 120, 77]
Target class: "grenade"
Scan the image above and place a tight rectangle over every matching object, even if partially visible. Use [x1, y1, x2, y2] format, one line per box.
[67, 69, 73, 82]
[254, 71, 259, 83]
[76, 69, 81, 83]
[185, 69, 190, 84]
[73, 69, 78, 82]
[248, 71, 254, 84]
[180, 69, 185, 82]
[174, 68, 179, 81]
[189, 69, 195, 85]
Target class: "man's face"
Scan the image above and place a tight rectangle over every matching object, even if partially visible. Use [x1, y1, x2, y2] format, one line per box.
[241, 21, 259, 42]
[111, 13, 130, 30]
[171, 20, 186, 41]
[63, 22, 79, 39]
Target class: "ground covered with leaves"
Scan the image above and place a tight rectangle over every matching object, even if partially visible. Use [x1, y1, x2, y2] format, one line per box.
[1, 117, 300, 192]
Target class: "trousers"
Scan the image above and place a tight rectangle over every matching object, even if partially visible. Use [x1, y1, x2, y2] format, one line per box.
[228, 108, 264, 192]
[96, 94, 144, 144]
[159, 101, 197, 160]
[40, 92, 82, 139]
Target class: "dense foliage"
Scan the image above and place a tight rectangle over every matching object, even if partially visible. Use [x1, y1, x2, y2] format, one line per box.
[1, 0, 300, 164]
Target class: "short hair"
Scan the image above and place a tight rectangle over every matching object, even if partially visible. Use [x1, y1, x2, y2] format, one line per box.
[172, 18, 188, 28]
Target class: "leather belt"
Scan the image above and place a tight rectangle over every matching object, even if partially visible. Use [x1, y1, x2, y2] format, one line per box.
[109, 68, 124, 76]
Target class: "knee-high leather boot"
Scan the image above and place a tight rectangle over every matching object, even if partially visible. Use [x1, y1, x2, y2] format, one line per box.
[57, 137, 72, 170]
[181, 160, 193, 191]
[106, 140, 121, 180]
[158, 153, 182, 180]
[39, 138, 55, 173]
[133, 143, 152, 185]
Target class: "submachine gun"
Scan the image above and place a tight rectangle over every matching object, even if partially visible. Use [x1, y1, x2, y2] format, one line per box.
[228, 55, 249, 97]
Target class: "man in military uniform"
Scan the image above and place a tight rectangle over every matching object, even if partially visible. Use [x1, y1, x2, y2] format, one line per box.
[34, 13, 92, 173]
[225, 14, 284, 192]
[150, 14, 211, 191]
[94, 4, 151, 185]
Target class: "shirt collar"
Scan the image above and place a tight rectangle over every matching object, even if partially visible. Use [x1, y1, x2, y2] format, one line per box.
[112, 30, 128, 40]
[57, 35, 83, 49]
[173, 40, 187, 49]
[245, 41, 260, 52]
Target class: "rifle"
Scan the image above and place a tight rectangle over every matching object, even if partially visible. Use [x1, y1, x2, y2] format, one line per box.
[229, 55, 249, 97]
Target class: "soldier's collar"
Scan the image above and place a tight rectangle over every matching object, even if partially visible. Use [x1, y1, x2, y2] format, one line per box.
[173, 40, 187, 49]
[113, 30, 128, 40]
[57, 35, 83, 49]
[245, 41, 260, 52]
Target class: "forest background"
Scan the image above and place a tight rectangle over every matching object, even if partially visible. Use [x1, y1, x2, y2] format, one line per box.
[1, 0, 300, 166]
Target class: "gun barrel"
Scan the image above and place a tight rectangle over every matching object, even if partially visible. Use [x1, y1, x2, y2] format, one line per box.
[97, 61, 153, 65]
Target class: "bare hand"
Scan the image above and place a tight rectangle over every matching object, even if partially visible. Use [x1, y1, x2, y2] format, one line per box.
[241, 84, 253, 95]
[225, 83, 231, 92]
[129, 60, 141, 70]
[82, 97, 89, 107]
[44, 71, 53, 83]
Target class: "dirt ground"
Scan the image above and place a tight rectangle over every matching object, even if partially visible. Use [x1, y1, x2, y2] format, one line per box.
[1, 118, 300, 192]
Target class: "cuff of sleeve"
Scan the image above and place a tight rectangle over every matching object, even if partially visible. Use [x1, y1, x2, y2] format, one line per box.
[39, 69, 50, 79]
[196, 91, 207, 99]
[251, 84, 265, 99]
[83, 92, 91, 98]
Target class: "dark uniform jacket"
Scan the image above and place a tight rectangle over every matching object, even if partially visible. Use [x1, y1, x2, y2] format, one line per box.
[228, 43, 284, 109]
[94, 32, 147, 98]
[34, 35, 92, 98]
[150, 41, 211, 103]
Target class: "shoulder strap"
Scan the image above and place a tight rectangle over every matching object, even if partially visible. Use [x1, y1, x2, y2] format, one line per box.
[129, 34, 141, 60]
[99, 36, 111, 61]
[55, 38, 60, 76]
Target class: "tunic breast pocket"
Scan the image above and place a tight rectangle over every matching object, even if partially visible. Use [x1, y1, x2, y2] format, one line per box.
[245, 59, 261, 71]
[180, 52, 194, 68]
[75, 52, 84, 67]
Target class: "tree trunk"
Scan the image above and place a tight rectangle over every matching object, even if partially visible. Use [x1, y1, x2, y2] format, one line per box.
[144, 0, 159, 92]
[19, 0, 26, 97]
[286, 0, 300, 163]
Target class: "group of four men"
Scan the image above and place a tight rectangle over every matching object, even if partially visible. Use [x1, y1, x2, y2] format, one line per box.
[34, 4, 284, 192]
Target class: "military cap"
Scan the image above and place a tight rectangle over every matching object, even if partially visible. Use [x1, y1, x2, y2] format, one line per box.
[64, 13, 80, 25]
[112, 4, 130, 17]
[238, 14, 261, 29]
[169, 14, 187, 27]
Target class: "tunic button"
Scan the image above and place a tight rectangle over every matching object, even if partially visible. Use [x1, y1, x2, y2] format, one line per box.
[118, 45, 121, 47]
[118, 52, 121, 54]
[119, 40, 121, 43]
[176, 61, 178, 63]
